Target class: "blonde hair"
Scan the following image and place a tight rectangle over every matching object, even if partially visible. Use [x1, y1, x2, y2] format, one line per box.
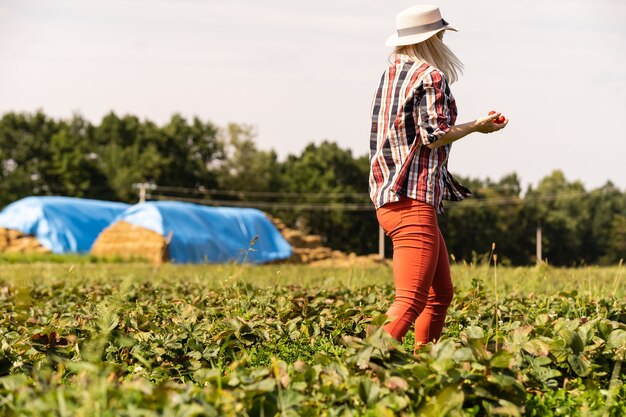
[395, 32, 463, 84]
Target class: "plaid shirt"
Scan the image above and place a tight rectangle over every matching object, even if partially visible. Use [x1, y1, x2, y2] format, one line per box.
[369, 55, 471, 213]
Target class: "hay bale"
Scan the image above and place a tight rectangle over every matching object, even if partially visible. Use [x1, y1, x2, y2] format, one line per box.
[281, 229, 304, 245]
[263, 213, 389, 267]
[265, 214, 286, 231]
[7, 229, 24, 240]
[301, 235, 323, 247]
[264, 213, 357, 265]
[308, 247, 333, 261]
[91, 221, 169, 264]
[0, 231, 7, 251]
[0, 227, 50, 254]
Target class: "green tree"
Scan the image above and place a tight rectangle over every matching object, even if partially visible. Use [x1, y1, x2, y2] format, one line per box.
[3, 110, 624, 265]
[49, 114, 113, 199]
[578, 182, 626, 264]
[279, 141, 376, 254]
[159, 114, 223, 189]
[92, 112, 165, 201]
[439, 176, 499, 263]
[604, 215, 626, 264]
[489, 173, 536, 265]
[0, 111, 60, 207]
[525, 170, 587, 265]
[216, 124, 283, 194]
[91, 112, 223, 202]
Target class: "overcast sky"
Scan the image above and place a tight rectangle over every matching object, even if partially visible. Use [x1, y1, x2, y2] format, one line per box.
[1, 0, 624, 191]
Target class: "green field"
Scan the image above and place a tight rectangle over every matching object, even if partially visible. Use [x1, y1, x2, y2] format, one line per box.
[0, 262, 624, 416]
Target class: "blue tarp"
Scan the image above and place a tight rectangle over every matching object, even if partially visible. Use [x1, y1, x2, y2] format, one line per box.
[0, 196, 130, 254]
[116, 201, 292, 264]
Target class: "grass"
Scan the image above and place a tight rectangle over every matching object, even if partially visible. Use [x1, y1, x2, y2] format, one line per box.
[0, 252, 149, 264]
[0, 260, 623, 299]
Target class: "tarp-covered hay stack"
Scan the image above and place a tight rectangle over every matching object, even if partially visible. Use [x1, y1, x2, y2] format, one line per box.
[0, 196, 130, 254]
[91, 201, 292, 264]
[0, 227, 50, 254]
[90, 221, 169, 264]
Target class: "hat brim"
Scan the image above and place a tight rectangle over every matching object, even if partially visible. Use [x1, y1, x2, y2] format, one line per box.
[385, 25, 458, 47]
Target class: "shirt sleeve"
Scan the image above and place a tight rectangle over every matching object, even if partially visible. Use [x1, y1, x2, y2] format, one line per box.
[416, 70, 454, 145]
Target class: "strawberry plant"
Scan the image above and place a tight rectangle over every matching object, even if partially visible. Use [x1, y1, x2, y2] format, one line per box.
[0, 264, 624, 415]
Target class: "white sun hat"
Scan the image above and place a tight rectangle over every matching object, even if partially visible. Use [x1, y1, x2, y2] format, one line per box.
[386, 5, 458, 47]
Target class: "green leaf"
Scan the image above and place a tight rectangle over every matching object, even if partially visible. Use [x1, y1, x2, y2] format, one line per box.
[488, 374, 524, 390]
[511, 325, 533, 345]
[180, 304, 197, 323]
[104, 312, 119, 332]
[431, 340, 457, 373]
[559, 329, 584, 355]
[358, 378, 380, 406]
[523, 339, 550, 356]
[384, 376, 409, 391]
[277, 389, 304, 410]
[607, 329, 626, 349]
[227, 375, 240, 387]
[369, 405, 396, 417]
[490, 351, 514, 368]
[417, 385, 464, 417]
[187, 351, 202, 360]
[370, 314, 389, 327]
[597, 321, 614, 339]
[453, 347, 474, 363]
[65, 361, 100, 373]
[250, 368, 270, 379]
[0, 374, 28, 390]
[567, 354, 591, 377]
[465, 326, 485, 339]
[532, 356, 552, 366]
[243, 378, 276, 393]
[577, 323, 594, 345]
[378, 393, 410, 412]
[473, 386, 499, 401]
[533, 366, 561, 382]
[194, 368, 222, 384]
[535, 314, 549, 326]
[356, 346, 374, 370]
[488, 398, 523, 417]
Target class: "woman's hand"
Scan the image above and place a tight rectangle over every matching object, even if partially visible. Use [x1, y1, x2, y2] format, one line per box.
[473, 112, 509, 133]
[427, 111, 509, 149]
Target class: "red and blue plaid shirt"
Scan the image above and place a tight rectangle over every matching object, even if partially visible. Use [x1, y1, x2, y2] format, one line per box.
[369, 55, 471, 213]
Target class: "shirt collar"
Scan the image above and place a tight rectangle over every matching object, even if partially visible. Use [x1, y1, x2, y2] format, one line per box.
[394, 53, 427, 66]
[394, 53, 413, 64]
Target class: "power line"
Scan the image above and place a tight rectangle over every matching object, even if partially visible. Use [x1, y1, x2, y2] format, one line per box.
[150, 195, 373, 211]
[151, 184, 591, 204]
[153, 185, 368, 199]
[147, 190, 591, 212]
[448, 191, 589, 207]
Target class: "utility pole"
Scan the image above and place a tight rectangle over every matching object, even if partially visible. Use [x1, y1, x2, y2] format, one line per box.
[138, 183, 147, 203]
[133, 182, 155, 203]
[379, 225, 385, 259]
[536, 223, 542, 265]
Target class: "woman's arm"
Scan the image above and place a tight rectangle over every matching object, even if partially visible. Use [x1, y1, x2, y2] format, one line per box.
[427, 112, 509, 149]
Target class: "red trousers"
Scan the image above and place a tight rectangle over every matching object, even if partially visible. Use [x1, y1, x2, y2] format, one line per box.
[376, 197, 454, 351]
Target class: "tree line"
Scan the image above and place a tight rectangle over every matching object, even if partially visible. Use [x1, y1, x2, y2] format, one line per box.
[1, 111, 624, 265]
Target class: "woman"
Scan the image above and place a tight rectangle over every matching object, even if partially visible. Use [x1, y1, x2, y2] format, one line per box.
[369, 5, 508, 352]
